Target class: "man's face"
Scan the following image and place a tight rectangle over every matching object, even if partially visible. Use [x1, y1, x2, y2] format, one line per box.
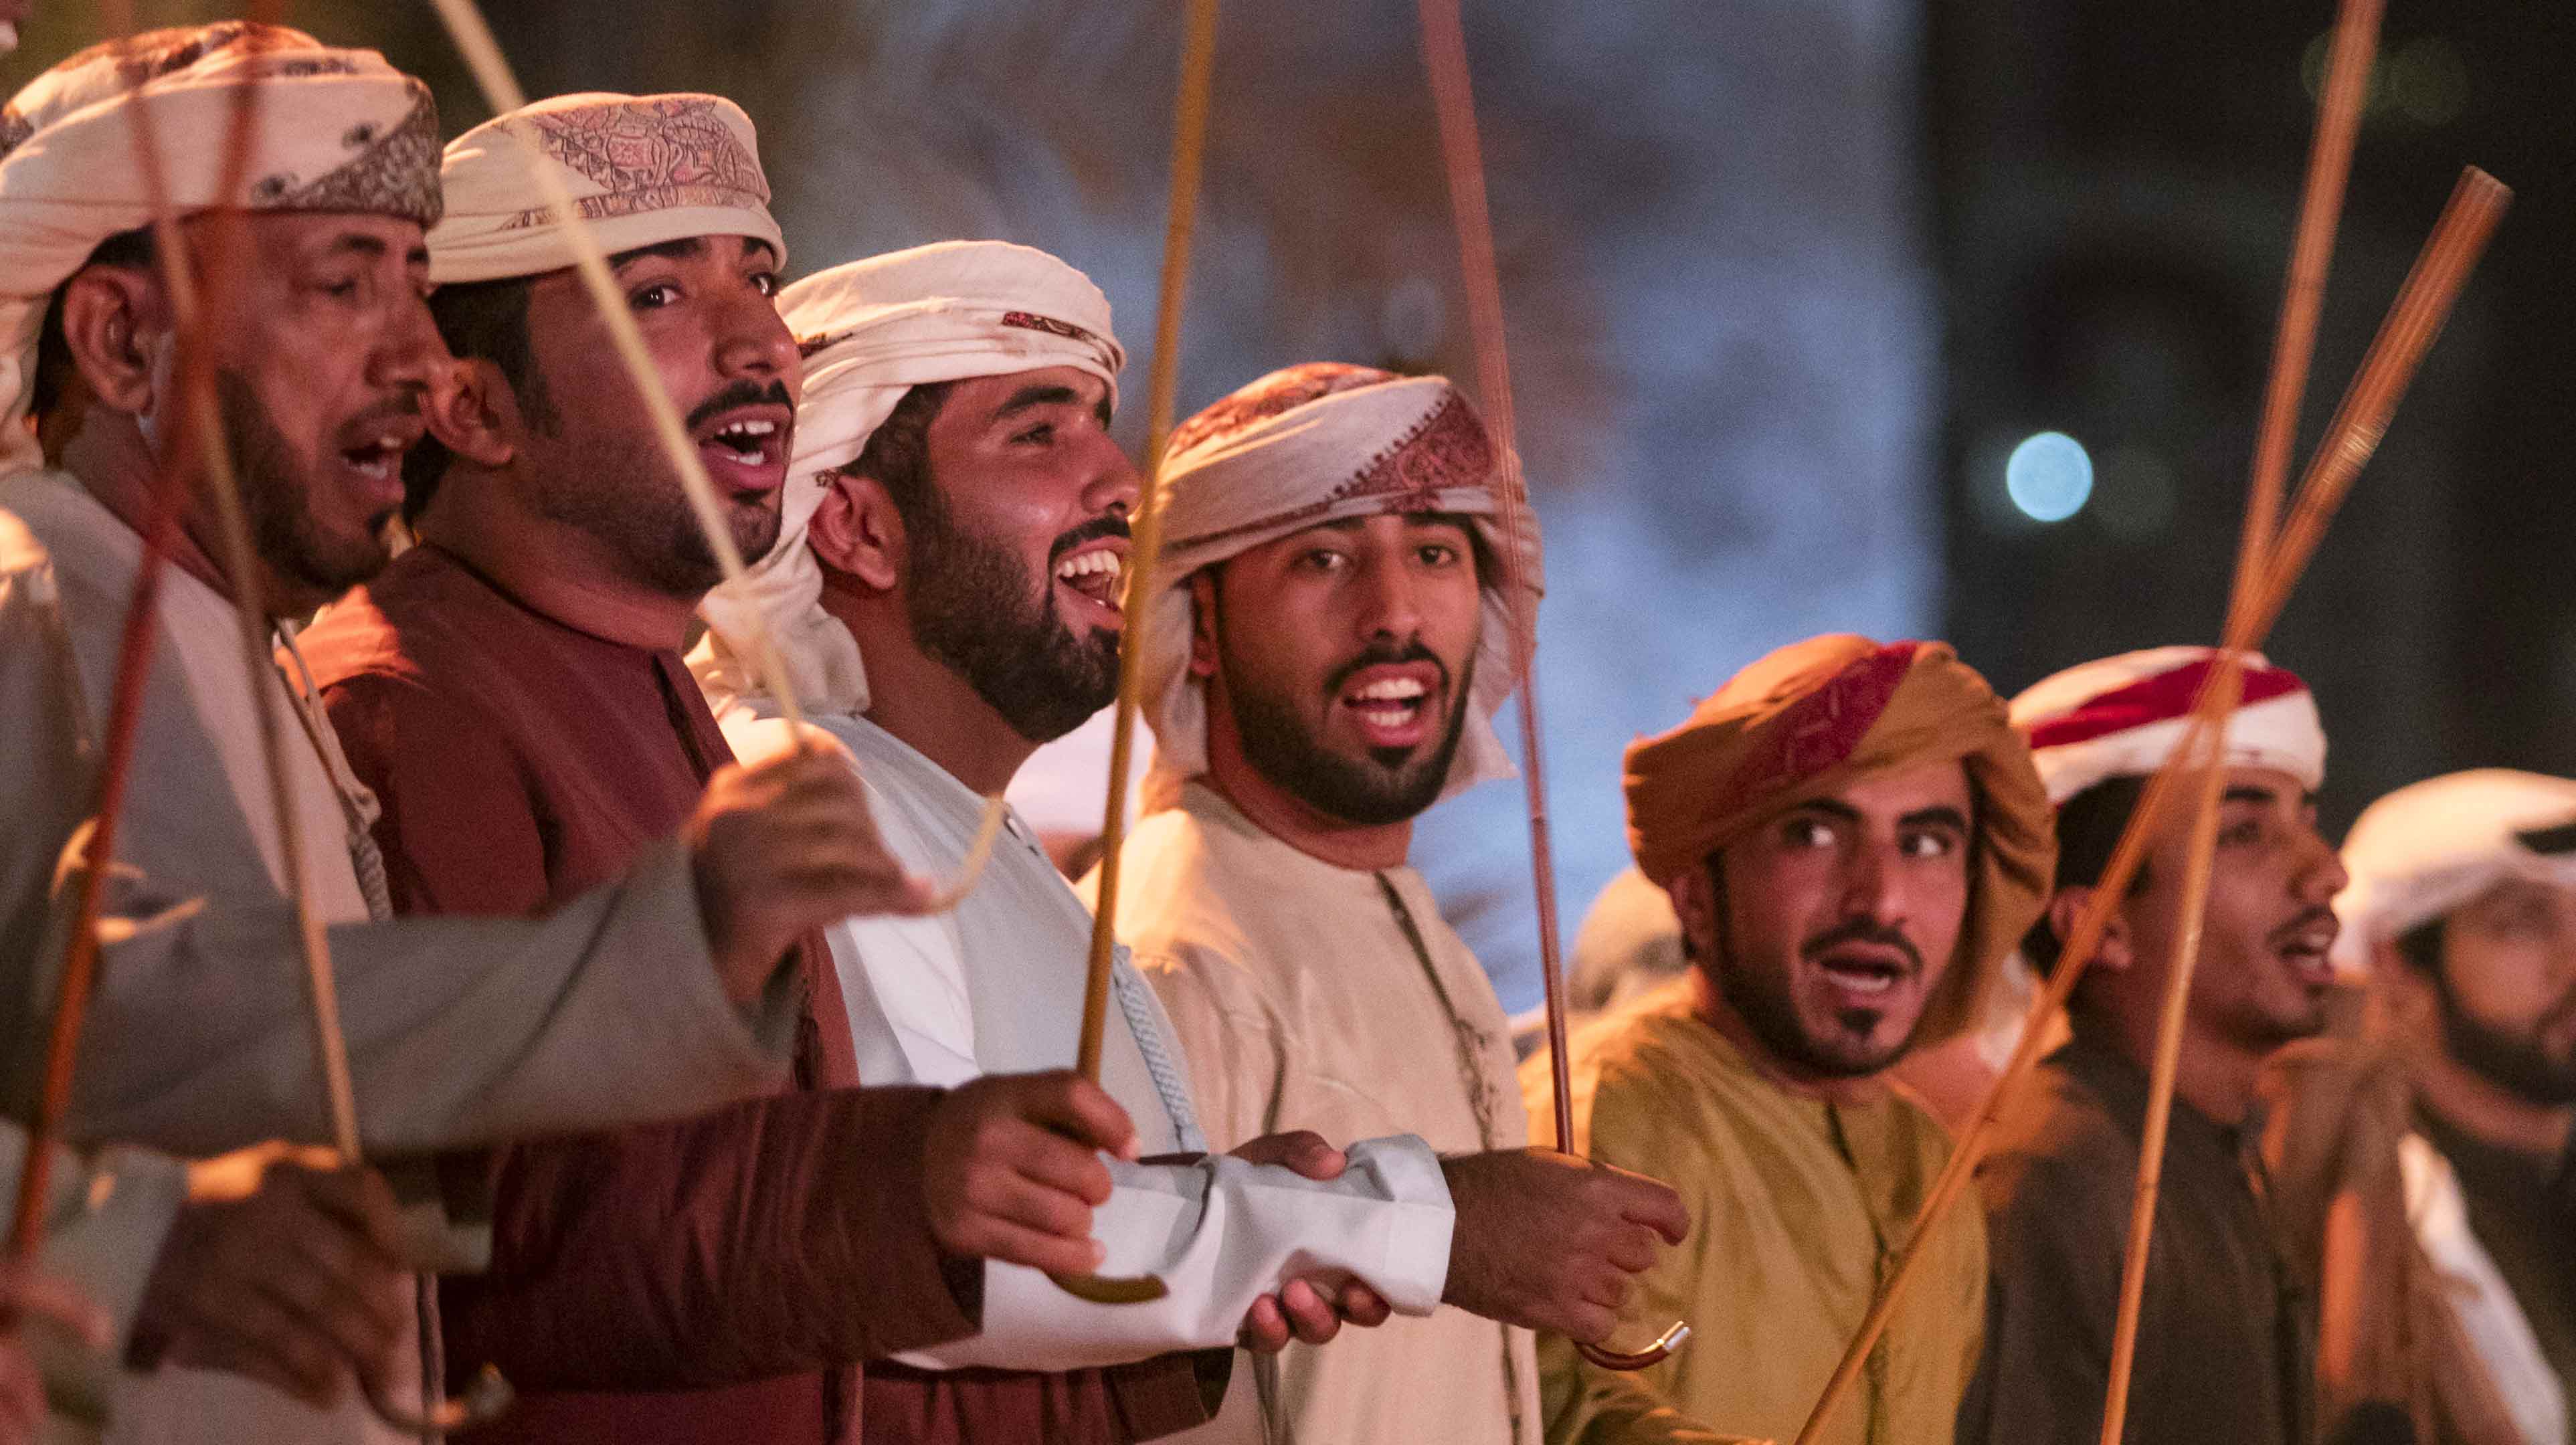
[2122, 765, 2345, 1050]
[2432, 876, 2576, 1104]
[1682, 758, 1975, 1080]
[902, 365, 1137, 743]
[198, 211, 440, 609]
[513, 234, 794, 599]
[1203, 513, 1484, 825]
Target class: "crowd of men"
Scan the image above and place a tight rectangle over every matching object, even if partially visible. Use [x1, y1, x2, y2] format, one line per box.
[0, 21, 2566, 1445]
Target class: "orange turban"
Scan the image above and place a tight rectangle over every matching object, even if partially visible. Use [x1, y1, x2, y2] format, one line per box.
[1623, 635, 2055, 1045]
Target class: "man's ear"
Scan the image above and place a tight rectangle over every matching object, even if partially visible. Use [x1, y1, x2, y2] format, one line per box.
[1188, 569, 1220, 679]
[808, 469, 903, 592]
[425, 357, 517, 470]
[56, 264, 169, 416]
[1665, 862, 1720, 963]
[2047, 885, 2133, 973]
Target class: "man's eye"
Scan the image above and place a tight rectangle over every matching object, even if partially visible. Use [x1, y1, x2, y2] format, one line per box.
[1299, 551, 1349, 574]
[1419, 543, 1461, 566]
[1012, 423, 1055, 446]
[1784, 818, 1834, 849]
[318, 276, 363, 299]
[1901, 831, 1957, 859]
[2219, 820, 2265, 847]
[630, 282, 680, 310]
[750, 272, 779, 298]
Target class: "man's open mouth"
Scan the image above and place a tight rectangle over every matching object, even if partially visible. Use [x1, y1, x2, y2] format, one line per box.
[1815, 950, 1914, 998]
[2273, 919, 2339, 986]
[693, 405, 791, 491]
[1053, 541, 1128, 609]
[1338, 662, 1443, 749]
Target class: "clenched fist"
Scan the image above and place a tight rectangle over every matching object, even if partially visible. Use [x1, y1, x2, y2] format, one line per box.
[131, 1146, 410, 1411]
[922, 1072, 1138, 1278]
[1437, 1148, 1689, 1345]
[687, 745, 935, 1001]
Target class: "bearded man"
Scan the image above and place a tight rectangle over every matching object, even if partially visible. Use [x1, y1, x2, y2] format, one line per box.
[2262, 769, 2576, 1445]
[1096, 362, 1550, 1444]
[0, 31, 902, 1442]
[1532, 634, 2055, 1445]
[1960, 646, 2340, 1445]
[694, 244, 1690, 1444]
[299, 104, 1137, 1444]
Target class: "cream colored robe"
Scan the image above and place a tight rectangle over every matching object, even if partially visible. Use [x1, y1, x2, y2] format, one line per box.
[1108, 783, 1540, 1445]
[1527, 981, 1985, 1445]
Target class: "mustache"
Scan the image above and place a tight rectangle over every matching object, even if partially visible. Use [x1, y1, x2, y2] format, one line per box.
[1048, 512, 1131, 565]
[2266, 906, 2340, 950]
[684, 379, 793, 434]
[1324, 640, 1451, 699]
[1800, 917, 1924, 975]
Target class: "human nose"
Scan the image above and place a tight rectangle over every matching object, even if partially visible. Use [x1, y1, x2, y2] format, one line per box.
[371, 292, 445, 398]
[1840, 837, 1905, 926]
[713, 292, 797, 392]
[1083, 442, 1141, 522]
[1356, 547, 1425, 645]
[2294, 831, 2349, 906]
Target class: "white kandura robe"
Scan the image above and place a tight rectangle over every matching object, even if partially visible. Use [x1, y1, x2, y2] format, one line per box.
[1105, 782, 1541, 1445]
[717, 706, 1457, 1380]
[0, 469, 805, 1445]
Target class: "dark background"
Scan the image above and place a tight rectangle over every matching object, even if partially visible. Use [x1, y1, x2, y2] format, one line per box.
[8, 2, 2564, 1012]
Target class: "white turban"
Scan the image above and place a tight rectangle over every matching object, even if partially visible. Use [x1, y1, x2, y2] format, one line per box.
[427, 92, 783, 287]
[691, 240, 1123, 716]
[1140, 363, 1542, 808]
[2331, 769, 2576, 973]
[2009, 645, 2326, 805]
[0, 23, 441, 472]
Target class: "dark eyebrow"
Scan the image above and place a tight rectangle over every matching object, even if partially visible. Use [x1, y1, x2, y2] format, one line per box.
[326, 233, 390, 260]
[405, 244, 430, 270]
[1900, 804, 1971, 834]
[609, 236, 707, 270]
[2221, 785, 2280, 807]
[739, 235, 779, 267]
[1792, 797, 1863, 825]
[994, 383, 1081, 422]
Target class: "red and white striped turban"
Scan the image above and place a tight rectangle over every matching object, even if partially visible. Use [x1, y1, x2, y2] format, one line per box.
[2010, 646, 2326, 806]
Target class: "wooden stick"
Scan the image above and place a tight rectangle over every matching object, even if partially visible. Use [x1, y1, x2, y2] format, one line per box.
[2227, 0, 2381, 635]
[1074, 0, 1219, 1086]
[2249, 167, 2509, 641]
[1795, 164, 2509, 1445]
[2096, 666, 2240, 1445]
[420, 0, 1009, 904]
[1415, 0, 1688, 1373]
[6, 2, 281, 1266]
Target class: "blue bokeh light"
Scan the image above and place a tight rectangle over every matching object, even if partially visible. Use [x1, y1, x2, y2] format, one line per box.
[2006, 431, 2094, 522]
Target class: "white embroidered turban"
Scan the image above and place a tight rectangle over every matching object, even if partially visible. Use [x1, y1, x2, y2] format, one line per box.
[0, 22, 441, 472]
[2332, 769, 2576, 973]
[1139, 363, 1542, 809]
[2009, 645, 2326, 806]
[691, 240, 1123, 716]
[427, 91, 782, 286]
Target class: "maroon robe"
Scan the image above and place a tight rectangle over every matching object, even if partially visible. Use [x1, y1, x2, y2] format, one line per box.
[299, 544, 976, 1444]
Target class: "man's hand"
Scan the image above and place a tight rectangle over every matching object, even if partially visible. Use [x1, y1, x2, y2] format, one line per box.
[687, 747, 936, 1001]
[923, 1072, 1138, 1278]
[1437, 1148, 1688, 1344]
[1229, 1131, 1394, 1353]
[132, 1146, 410, 1411]
[1, 1261, 111, 1445]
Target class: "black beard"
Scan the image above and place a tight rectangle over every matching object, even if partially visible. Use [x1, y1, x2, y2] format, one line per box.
[525, 379, 788, 602]
[215, 369, 393, 601]
[1704, 857, 1928, 1079]
[903, 482, 1117, 744]
[2436, 970, 2576, 1106]
[1219, 630, 1473, 827]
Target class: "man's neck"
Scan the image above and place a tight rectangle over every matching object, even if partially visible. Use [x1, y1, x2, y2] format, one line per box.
[1198, 697, 1414, 872]
[2079, 999, 2266, 1127]
[417, 472, 695, 652]
[820, 585, 1035, 797]
[1687, 969, 1891, 1106]
[55, 411, 270, 615]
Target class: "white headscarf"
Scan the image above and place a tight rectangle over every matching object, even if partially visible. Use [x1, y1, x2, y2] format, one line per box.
[690, 240, 1123, 716]
[427, 91, 783, 286]
[0, 23, 440, 473]
[1139, 362, 1541, 809]
[2332, 769, 2576, 973]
